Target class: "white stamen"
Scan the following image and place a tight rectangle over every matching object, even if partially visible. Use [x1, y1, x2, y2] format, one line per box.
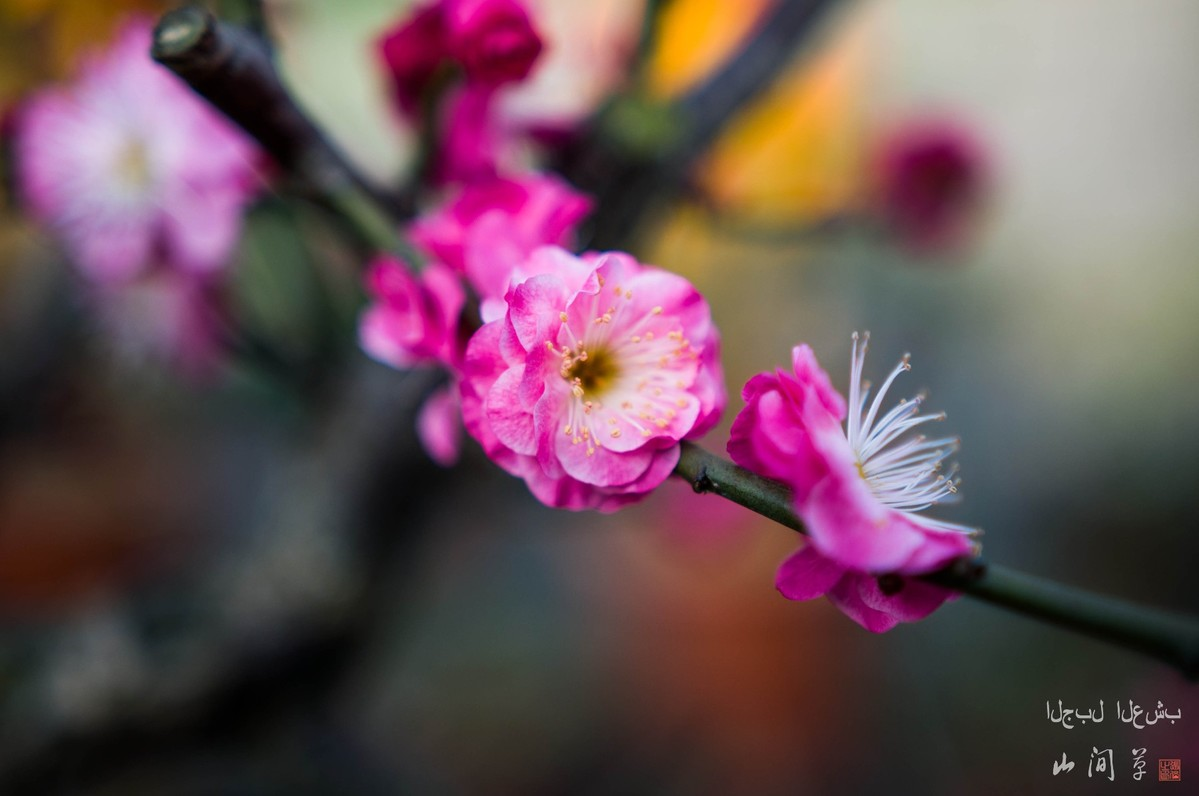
[844, 333, 976, 535]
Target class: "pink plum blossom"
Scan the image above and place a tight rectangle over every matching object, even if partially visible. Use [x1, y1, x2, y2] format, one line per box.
[13, 18, 259, 283]
[872, 117, 988, 254]
[445, 0, 544, 87]
[728, 334, 978, 632]
[359, 255, 466, 370]
[460, 247, 724, 511]
[359, 255, 467, 467]
[377, 3, 451, 116]
[377, 0, 543, 119]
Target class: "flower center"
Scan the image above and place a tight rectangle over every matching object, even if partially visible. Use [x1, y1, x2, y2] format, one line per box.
[544, 273, 704, 458]
[845, 332, 970, 532]
[563, 345, 618, 397]
[115, 139, 152, 191]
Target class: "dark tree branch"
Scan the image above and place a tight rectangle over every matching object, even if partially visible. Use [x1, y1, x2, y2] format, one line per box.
[672, 0, 841, 160]
[674, 441, 1199, 679]
[559, 0, 846, 251]
[150, 6, 410, 253]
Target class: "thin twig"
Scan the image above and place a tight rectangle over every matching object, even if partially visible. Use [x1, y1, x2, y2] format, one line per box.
[674, 441, 1199, 679]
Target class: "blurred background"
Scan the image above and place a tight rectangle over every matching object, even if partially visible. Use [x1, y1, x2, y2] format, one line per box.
[1, 0, 1197, 794]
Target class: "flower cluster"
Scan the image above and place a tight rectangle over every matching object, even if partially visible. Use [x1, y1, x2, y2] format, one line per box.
[362, 1, 726, 505]
[12, 18, 260, 373]
[360, 180, 725, 509]
[729, 335, 978, 631]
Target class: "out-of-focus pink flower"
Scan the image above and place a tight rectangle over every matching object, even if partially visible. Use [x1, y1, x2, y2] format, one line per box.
[13, 18, 259, 283]
[728, 334, 978, 631]
[872, 117, 987, 254]
[417, 384, 464, 466]
[461, 247, 724, 511]
[410, 173, 592, 314]
[359, 255, 466, 370]
[377, 2, 450, 116]
[445, 0, 544, 87]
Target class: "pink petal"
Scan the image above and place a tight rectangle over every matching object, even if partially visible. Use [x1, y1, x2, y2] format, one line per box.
[554, 427, 655, 486]
[776, 545, 847, 601]
[856, 575, 956, 623]
[417, 385, 463, 467]
[486, 366, 538, 455]
[788, 344, 847, 421]
[505, 272, 569, 350]
[800, 470, 926, 573]
[360, 305, 418, 368]
[161, 184, 243, 273]
[826, 574, 902, 633]
[895, 519, 976, 574]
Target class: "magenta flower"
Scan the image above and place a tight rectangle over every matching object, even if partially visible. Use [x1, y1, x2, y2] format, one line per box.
[410, 173, 592, 314]
[13, 19, 259, 283]
[461, 247, 724, 511]
[377, 3, 451, 116]
[359, 255, 466, 370]
[445, 0, 544, 87]
[377, 0, 542, 119]
[872, 117, 987, 254]
[728, 334, 978, 631]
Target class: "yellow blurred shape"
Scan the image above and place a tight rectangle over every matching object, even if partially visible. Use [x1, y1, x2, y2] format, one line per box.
[698, 7, 875, 222]
[646, 0, 772, 98]
[0, 0, 164, 79]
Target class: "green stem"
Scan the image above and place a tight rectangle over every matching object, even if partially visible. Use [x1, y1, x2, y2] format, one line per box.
[674, 441, 1199, 679]
[324, 187, 420, 264]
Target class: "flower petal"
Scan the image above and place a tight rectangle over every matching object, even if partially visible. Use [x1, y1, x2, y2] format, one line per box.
[776, 545, 847, 601]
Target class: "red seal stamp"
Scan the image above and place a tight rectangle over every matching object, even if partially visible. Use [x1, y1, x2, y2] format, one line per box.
[1158, 759, 1181, 782]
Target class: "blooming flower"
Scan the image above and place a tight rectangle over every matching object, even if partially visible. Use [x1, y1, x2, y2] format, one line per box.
[359, 255, 466, 370]
[461, 246, 724, 511]
[728, 334, 978, 631]
[13, 18, 259, 282]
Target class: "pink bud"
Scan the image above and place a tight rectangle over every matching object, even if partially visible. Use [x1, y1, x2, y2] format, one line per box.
[444, 0, 544, 87]
[872, 117, 988, 255]
[377, 3, 451, 115]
